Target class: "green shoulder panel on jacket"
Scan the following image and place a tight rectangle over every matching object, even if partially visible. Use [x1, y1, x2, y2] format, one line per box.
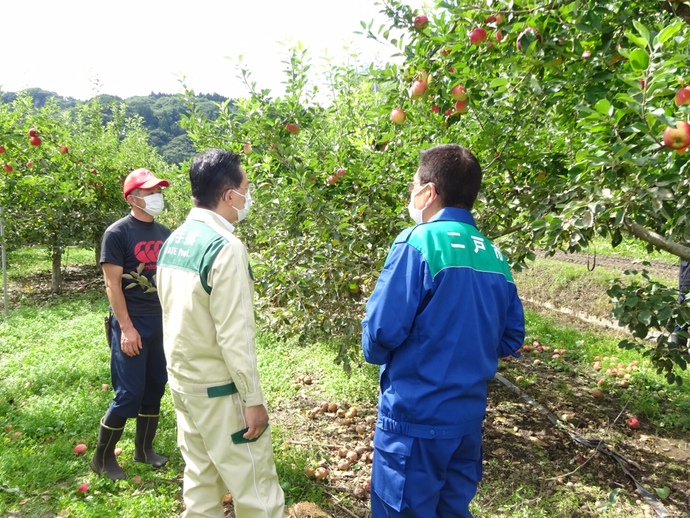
[406, 220, 514, 282]
[158, 220, 228, 294]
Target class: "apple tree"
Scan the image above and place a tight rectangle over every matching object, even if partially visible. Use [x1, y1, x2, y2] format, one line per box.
[0, 93, 173, 292]
[361, 0, 690, 381]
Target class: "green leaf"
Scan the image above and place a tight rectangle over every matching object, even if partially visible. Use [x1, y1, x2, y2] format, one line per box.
[654, 23, 682, 46]
[626, 31, 648, 49]
[490, 78, 509, 88]
[654, 486, 670, 499]
[594, 99, 612, 116]
[628, 48, 649, 72]
[633, 20, 650, 45]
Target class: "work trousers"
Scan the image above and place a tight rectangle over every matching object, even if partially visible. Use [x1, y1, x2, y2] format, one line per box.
[370, 428, 483, 518]
[170, 381, 285, 518]
[109, 315, 167, 417]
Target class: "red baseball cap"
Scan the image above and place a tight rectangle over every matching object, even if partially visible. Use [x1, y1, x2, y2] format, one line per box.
[123, 168, 170, 199]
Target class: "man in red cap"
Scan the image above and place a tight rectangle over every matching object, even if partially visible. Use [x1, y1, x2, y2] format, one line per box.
[91, 168, 172, 480]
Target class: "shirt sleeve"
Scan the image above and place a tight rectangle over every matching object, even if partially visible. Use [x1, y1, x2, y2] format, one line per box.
[361, 241, 429, 365]
[208, 242, 265, 407]
[497, 285, 526, 358]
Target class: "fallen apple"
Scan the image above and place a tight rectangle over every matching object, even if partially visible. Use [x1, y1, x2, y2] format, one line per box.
[77, 483, 90, 493]
[592, 389, 603, 398]
[626, 416, 640, 429]
[74, 443, 88, 455]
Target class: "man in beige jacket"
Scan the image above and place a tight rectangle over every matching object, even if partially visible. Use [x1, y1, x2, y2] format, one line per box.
[157, 149, 284, 518]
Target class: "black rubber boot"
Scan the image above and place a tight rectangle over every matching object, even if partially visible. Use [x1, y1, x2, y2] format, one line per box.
[90, 420, 126, 480]
[133, 414, 169, 468]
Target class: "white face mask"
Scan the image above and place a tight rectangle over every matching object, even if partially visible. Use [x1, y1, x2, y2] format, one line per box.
[133, 193, 164, 217]
[231, 189, 253, 222]
[407, 185, 428, 224]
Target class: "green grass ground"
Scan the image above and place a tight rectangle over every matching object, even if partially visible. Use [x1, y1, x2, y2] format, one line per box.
[1, 246, 689, 517]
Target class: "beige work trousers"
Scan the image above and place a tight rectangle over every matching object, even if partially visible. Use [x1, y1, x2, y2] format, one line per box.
[171, 387, 285, 518]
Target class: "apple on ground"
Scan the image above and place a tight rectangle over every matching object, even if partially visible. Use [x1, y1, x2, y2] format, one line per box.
[336, 168, 346, 176]
[626, 416, 640, 429]
[59, 145, 69, 154]
[674, 86, 690, 106]
[114, 447, 123, 456]
[390, 108, 406, 125]
[77, 483, 90, 493]
[325, 174, 339, 186]
[592, 388, 603, 398]
[469, 27, 488, 45]
[451, 84, 468, 101]
[662, 121, 690, 149]
[413, 14, 428, 30]
[26, 161, 33, 168]
[409, 79, 428, 100]
[74, 443, 88, 455]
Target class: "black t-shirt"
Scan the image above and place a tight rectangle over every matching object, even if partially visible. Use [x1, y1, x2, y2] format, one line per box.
[100, 214, 172, 317]
[680, 260, 690, 291]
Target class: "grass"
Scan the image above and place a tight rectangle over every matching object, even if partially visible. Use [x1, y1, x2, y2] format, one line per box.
[2, 245, 690, 517]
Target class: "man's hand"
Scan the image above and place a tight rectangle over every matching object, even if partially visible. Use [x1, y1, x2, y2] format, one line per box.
[243, 404, 269, 440]
[120, 325, 143, 357]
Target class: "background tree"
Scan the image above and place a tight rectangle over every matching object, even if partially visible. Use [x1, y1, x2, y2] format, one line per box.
[0, 94, 173, 292]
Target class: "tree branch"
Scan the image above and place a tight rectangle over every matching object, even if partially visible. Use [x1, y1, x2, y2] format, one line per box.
[661, 1, 690, 24]
[623, 218, 690, 260]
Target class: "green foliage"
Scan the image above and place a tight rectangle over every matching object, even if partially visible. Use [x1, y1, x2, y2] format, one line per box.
[607, 267, 690, 385]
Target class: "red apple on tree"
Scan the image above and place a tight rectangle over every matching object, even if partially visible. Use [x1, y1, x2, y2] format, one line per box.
[30, 136, 42, 147]
[413, 14, 428, 30]
[3, 164, 12, 172]
[59, 145, 69, 154]
[455, 100, 468, 114]
[409, 79, 428, 100]
[285, 123, 300, 135]
[390, 108, 406, 125]
[26, 161, 33, 168]
[29, 128, 37, 137]
[663, 121, 690, 149]
[496, 30, 504, 42]
[0, 145, 5, 154]
[469, 27, 488, 45]
[336, 168, 346, 176]
[243, 143, 252, 155]
[431, 104, 441, 113]
[451, 85, 468, 101]
[675, 86, 690, 106]
[325, 174, 339, 185]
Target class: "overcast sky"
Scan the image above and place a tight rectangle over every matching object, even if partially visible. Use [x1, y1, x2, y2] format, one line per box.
[2, 0, 424, 100]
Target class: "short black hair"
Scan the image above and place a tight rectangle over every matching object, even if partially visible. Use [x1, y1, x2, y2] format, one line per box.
[417, 144, 482, 209]
[189, 149, 243, 209]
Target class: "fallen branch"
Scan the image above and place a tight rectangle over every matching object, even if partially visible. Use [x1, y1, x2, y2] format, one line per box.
[494, 372, 671, 518]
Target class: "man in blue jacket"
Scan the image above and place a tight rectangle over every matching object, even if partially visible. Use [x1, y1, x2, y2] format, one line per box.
[361, 144, 525, 518]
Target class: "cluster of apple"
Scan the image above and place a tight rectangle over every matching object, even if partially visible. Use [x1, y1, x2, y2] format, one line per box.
[1, 131, 69, 173]
[663, 86, 690, 153]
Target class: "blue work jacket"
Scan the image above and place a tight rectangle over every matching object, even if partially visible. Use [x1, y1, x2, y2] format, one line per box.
[362, 207, 525, 438]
